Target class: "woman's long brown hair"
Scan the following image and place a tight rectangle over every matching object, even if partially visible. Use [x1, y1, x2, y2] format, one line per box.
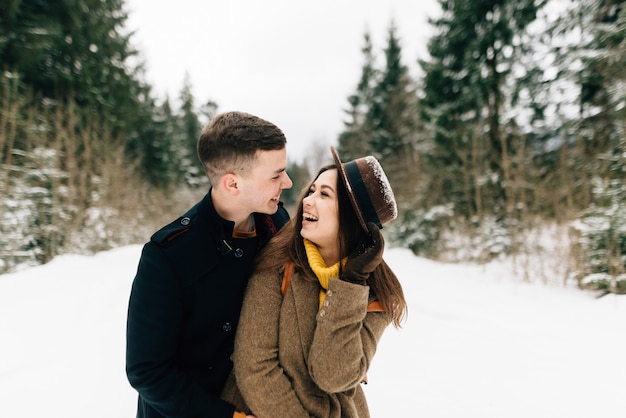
[256, 164, 408, 327]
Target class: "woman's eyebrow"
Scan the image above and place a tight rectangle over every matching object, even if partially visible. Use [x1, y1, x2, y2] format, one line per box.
[315, 183, 336, 193]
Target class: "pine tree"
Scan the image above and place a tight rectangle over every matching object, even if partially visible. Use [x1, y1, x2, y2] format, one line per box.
[420, 0, 543, 221]
[541, 0, 626, 215]
[578, 0, 626, 179]
[337, 30, 378, 161]
[573, 177, 626, 295]
[367, 22, 422, 201]
[566, 0, 626, 295]
[0, 2, 215, 270]
[338, 22, 425, 246]
[138, 96, 180, 188]
[0, 0, 175, 189]
[368, 22, 413, 157]
[177, 74, 206, 187]
[339, 22, 422, 203]
[0, 0, 149, 135]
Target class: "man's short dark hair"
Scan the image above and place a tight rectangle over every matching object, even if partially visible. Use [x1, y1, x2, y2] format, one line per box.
[197, 111, 287, 183]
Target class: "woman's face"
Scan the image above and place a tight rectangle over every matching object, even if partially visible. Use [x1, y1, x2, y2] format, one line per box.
[300, 169, 340, 262]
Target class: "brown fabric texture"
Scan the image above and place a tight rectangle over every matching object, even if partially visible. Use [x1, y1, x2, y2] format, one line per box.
[355, 158, 394, 225]
[221, 267, 390, 418]
[330, 146, 397, 231]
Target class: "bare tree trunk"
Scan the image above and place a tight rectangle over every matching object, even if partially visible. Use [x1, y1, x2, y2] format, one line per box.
[0, 76, 21, 214]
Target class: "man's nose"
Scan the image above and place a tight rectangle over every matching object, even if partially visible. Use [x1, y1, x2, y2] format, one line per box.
[282, 172, 293, 189]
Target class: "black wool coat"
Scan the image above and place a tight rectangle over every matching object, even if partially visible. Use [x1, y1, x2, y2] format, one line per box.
[126, 191, 289, 418]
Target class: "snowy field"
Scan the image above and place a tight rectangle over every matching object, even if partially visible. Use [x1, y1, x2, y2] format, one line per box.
[1, 245, 625, 417]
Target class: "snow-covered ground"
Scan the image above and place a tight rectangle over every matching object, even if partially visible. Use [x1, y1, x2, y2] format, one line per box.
[1, 245, 625, 417]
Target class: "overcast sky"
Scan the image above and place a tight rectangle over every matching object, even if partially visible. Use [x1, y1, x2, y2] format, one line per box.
[125, 0, 440, 162]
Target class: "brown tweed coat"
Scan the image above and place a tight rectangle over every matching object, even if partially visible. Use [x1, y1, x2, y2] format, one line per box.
[221, 266, 390, 418]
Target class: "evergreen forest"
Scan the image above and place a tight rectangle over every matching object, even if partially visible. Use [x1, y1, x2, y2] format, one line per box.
[1, 0, 625, 295]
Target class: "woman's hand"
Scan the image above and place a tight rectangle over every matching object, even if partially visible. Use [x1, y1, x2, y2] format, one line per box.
[340, 222, 384, 285]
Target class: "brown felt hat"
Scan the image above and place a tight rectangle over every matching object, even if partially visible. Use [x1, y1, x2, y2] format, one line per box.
[330, 146, 397, 231]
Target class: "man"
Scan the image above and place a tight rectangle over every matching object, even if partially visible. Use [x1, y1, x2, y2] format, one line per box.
[126, 111, 292, 418]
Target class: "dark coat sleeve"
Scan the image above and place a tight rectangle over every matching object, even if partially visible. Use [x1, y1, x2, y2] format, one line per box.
[126, 242, 235, 418]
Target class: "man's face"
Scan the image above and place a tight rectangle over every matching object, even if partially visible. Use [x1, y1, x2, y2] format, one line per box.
[237, 148, 292, 215]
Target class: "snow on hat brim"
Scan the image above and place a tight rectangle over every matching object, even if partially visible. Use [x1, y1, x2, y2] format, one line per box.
[330, 146, 398, 231]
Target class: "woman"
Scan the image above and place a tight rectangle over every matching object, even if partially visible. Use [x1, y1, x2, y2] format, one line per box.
[222, 147, 407, 418]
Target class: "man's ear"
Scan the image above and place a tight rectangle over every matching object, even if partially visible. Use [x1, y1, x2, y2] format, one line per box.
[221, 173, 239, 194]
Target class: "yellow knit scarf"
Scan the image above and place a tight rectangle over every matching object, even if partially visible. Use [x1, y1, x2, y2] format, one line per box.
[303, 239, 346, 308]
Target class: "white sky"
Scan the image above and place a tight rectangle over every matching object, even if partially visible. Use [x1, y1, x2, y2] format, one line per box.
[1, 245, 625, 416]
[124, 0, 440, 162]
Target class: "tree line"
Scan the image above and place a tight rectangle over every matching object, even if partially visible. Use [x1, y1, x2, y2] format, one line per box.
[0, 0, 211, 271]
[1, 0, 624, 295]
[336, 0, 626, 295]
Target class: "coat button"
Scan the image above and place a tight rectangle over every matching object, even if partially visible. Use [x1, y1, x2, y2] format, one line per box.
[319, 309, 326, 317]
[180, 217, 191, 226]
[222, 322, 232, 332]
